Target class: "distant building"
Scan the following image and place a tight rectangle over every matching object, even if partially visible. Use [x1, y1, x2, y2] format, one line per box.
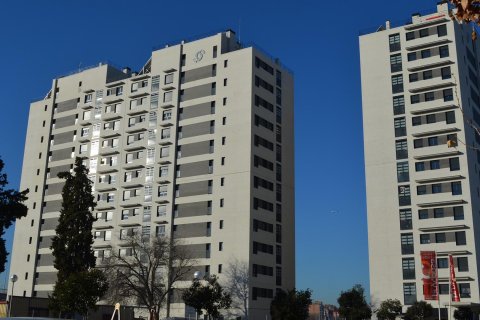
[309, 301, 339, 320]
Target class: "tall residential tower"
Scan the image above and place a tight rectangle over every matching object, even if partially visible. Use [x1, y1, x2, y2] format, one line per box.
[360, 2, 480, 312]
[9, 30, 294, 318]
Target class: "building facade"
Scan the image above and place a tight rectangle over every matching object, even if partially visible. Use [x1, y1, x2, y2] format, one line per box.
[360, 3, 480, 312]
[8, 30, 294, 318]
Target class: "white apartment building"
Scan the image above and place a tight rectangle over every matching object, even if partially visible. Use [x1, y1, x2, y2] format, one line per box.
[8, 30, 294, 319]
[360, 2, 480, 314]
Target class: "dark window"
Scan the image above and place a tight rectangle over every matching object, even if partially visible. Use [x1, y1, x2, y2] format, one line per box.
[394, 117, 407, 137]
[419, 209, 429, 220]
[428, 136, 438, 146]
[420, 28, 429, 38]
[399, 185, 411, 206]
[409, 73, 419, 82]
[423, 70, 433, 80]
[400, 209, 413, 230]
[454, 206, 464, 220]
[452, 182, 462, 195]
[438, 258, 448, 268]
[397, 162, 410, 182]
[426, 114, 436, 123]
[430, 160, 440, 170]
[425, 92, 435, 101]
[414, 139, 424, 149]
[421, 49, 431, 59]
[437, 24, 447, 37]
[403, 283, 417, 305]
[435, 233, 446, 243]
[408, 52, 417, 61]
[401, 233, 414, 254]
[459, 283, 471, 298]
[402, 258, 415, 279]
[432, 183, 442, 194]
[393, 96, 405, 115]
[420, 234, 431, 244]
[415, 162, 425, 171]
[439, 45, 449, 58]
[455, 231, 466, 245]
[417, 185, 427, 195]
[434, 208, 444, 218]
[412, 116, 422, 126]
[441, 67, 451, 79]
[389, 33, 401, 52]
[411, 94, 420, 104]
[406, 32, 415, 41]
[439, 284, 449, 295]
[457, 257, 469, 272]
[390, 54, 403, 72]
[396, 140, 408, 159]
[449, 157, 460, 171]
[443, 88, 453, 101]
[392, 75, 404, 93]
[446, 111, 456, 124]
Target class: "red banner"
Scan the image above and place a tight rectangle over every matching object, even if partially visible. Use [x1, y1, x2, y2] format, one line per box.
[421, 251, 438, 300]
[449, 255, 460, 302]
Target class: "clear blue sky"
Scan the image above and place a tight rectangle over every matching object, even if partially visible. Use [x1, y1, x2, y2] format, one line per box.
[0, 0, 440, 304]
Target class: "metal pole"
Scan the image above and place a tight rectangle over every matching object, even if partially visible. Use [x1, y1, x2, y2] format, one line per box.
[449, 256, 452, 320]
[8, 280, 15, 318]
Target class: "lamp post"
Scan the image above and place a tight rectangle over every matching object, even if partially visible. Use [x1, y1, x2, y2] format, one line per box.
[193, 271, 201, 320]
[8, 274, 18, 318]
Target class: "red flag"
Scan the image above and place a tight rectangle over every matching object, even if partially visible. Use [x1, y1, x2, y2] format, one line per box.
[449, 255, 460, 302]
[421, 251, 438, 300]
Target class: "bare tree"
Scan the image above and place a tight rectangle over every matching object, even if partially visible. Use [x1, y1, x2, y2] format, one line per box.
[102, 233, 195, 320]
[225, 259, 249, 320]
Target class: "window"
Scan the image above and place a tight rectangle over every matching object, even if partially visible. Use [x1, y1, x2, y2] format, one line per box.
[430, 160, 440, 170]
[419, 209, 429, 220]
[421, 49, 431, 59]
[432, 183, 442, 194]
[448, 157, 460, 171]
[454, 206, 464, 220]
[408, 52, 417, 61]
[165, 73, 174, 84]
[428, 136, 438, 146]
[389, 33, 401, 52]
[436, 232, 446, 243]
[406, 31, 415, 41]
[457, 257, 469, 272]
[401, 233, 414, 254]
[439, 284, 449, 295]
[417, 185, 427, 195]
[439, 45, 449, 58]
[402, 258, 415, 279]
[400, 209, 412, 230]
[158, 185, 168, 197]
[420, 28, 429, 38]
[394, 117, 406, 137]
[420, 234, 431, 244]
[459, 283, 471, 298]
[411, 94, 420, 104]
[415, 162, 425, 172]
[441, 67, 451, 79]
[423, 70, 433, 80]
[393, 96, 405, 115]
[390, 54, 402, 72]
[425, 92, 435, 102]
[157, 205, 167, 217]
[445, 110, 455, 124]
[396, 140, 408, 159]
[452, 181, 462, 195]
[164, 91, 173, 102]
[434, 208, 444, 218]
[397, 162, 409, 182]
[399, 185, 411, 206]
[162, 110, 172, 121]
[455, 231, 466, 245]
[392, 75, 404, 93]
[160, 147, 169, 158]
[409, 73, 418, 82]
[438, 258, 448, 268]
[437, 24, 447, 37]
[443, 88, 453, 101]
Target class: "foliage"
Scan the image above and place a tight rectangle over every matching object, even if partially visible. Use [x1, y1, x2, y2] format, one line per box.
[0, 157, 28, 273]
[454, 306, 474, 320]
[404, 301, 433, 320]
[270, 288, 312, 320]
[225, 259, 250, 319]
[50, 157, 107, 316]
[103, 234, 195, 320]
[337, 285, 372, 320]
[182, 274, 232, 319]
[376, 299, 402, 320]
[450, 0, 480, 40]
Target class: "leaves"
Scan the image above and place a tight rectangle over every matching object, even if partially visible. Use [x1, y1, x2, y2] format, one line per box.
[0, 157, 28, 273]
[404, 301, 434, 320]
[270, 288, 312, 320]
[337, 285, 372, 320]
[376, 299, 402, 320]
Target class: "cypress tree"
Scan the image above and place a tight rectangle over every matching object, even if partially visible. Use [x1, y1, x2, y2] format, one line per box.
[50, 157, 107, 316]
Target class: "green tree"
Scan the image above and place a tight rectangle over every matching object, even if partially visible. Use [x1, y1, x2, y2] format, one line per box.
[0, 157, 29, 273]
[454, 306, 474, 320]
[270, 288, 312, 320]
[337, 284, 372, 320]
[182, 274, 232, 319]
[376, 299, 402, 320]
[404, 301, 433, 320]
[49, 157, 107, 317]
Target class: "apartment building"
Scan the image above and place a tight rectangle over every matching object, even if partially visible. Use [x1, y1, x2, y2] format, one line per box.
[8, 30, 294, 319]
[360, 2, 480, 313]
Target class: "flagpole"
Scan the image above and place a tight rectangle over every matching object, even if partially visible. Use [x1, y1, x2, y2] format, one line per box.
[437, 251, 441, 320]
[448, 255, 452, 320]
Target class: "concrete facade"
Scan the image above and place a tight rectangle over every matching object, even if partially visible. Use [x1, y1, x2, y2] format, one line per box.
[360, 3, 480, 312]
[8, 30, 294, 319]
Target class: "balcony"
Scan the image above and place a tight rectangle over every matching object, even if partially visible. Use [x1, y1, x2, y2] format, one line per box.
[124, 158, 145, 169]
[127, 103, 149, 116]
[124, 140, 146, 151]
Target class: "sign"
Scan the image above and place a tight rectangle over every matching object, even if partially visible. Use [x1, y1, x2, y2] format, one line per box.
[421, 251, 438, 300]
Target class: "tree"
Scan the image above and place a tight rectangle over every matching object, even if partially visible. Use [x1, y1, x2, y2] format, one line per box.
[225, 259, 250, 319]
[404, 301, 433, 320]
[103, 233, 195, 320]
[270, 288, 312, 320]
[337, 285, 372, 320]
[49, 157, 107, 317]
[450, 1, 480, 40]
[182, 274, 232, 319]
[454, 306, 474, 320]
[0, 157, 28, 273]
[376, 299, 402, 320]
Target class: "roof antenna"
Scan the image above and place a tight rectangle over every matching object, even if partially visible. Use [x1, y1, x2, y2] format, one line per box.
[238, 18, 242, 42]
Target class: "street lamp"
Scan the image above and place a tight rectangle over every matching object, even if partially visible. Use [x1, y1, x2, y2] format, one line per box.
[193, 271, 201, 320]
[8, 274, 18, 318]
